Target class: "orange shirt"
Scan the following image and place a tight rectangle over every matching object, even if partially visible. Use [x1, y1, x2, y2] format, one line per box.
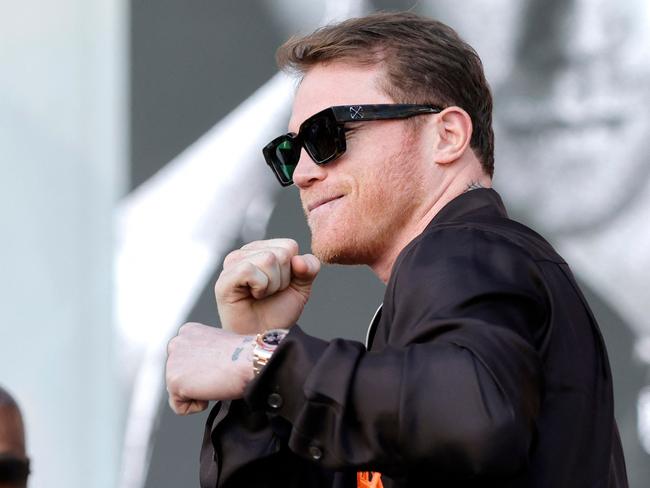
[357, 471, 383, 488]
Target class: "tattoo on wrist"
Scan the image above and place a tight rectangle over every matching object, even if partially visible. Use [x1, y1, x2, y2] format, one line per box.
[231, 336, 254, 362]
[465, 181, 484, 192]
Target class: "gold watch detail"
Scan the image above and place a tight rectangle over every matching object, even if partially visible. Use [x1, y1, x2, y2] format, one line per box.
[252, 329, 289, 376]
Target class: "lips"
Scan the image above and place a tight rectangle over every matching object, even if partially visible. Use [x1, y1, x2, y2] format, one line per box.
[307, 195, 344, 213]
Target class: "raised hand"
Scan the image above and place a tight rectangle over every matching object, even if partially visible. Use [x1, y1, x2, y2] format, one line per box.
[214, 238, 320, 334]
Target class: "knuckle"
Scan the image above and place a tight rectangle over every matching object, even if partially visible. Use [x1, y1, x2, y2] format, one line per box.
[273, 238, 299, 257]
[240, 240, 263, 250]
[167, 376, 190, 400]
[258, 251, 277, 268]
[178, 322, 193, 335]
[214, 270, 233, 296]
[239, 260, 259, 277]
[166, 373, 180, 394]
[168, 396, 178, 413]
[223, 250, 242, 268]
[273, 247, 291, 265]
[278, 238, 299, 255]
[214, 277, 224, 296]
[167, 335, 179, 355]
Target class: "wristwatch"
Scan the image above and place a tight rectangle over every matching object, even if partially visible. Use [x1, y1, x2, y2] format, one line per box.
[252, 328, 289, 376]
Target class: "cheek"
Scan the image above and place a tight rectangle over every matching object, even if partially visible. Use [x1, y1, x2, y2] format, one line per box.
[354, 130, 406, 181]
[352, 162, 415, 225]
[343, 124, 423, 212]
[369, 141, 422, 197]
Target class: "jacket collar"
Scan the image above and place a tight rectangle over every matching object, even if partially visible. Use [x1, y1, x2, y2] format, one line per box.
[388, 188, 508, 282]
[426, 188, 508, 228]
[377, 188, 508, 342]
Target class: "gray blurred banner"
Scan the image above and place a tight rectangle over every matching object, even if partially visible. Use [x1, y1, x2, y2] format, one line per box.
[122, 1, 650, 487]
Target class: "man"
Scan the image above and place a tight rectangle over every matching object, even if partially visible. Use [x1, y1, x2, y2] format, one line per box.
[0, 387, 29, 488]
[165, 12, 627, 487]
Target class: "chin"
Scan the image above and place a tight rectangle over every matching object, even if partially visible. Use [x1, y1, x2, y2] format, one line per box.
[311, 237, 354, 265]
[312, 244, 362, 265]
[310, 227, 381, 266]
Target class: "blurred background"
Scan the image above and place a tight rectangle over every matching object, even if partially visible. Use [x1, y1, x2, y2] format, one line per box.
[1, 0, 649, 486]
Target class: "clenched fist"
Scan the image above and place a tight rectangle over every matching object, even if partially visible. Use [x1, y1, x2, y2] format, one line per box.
[215, 238, 320, 334]
[166, 323, 255, 415]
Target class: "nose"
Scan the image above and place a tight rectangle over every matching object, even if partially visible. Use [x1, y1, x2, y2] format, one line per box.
[292, 148, 328, 189]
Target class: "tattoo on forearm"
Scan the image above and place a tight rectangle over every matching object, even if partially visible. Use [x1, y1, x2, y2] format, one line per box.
[231, 336, 254, 362]
[465, 181, 484, 192]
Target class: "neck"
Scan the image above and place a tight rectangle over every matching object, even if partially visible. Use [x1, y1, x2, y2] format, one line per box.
[369, 166, 491, 283]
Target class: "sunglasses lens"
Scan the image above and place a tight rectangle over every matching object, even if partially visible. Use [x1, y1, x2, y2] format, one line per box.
[303, 115, 338, 163]
[271, 138, 300, 183]
[263, 110, 344, 187]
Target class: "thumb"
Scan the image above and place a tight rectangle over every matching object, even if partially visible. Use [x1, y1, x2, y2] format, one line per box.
[291, 254, 321, 288]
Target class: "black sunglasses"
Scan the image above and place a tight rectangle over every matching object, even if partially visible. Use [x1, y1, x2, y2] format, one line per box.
[262, 104, 442, 186]
[0, 454, 30, 483]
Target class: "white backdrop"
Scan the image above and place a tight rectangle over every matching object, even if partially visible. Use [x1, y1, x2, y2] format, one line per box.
[0, 0, 127, 486]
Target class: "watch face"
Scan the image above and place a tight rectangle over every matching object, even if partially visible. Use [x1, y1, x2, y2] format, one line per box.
[263, 330, 287, 347]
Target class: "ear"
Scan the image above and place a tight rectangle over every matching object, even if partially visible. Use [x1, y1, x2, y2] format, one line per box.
[432, 106, 473, 165]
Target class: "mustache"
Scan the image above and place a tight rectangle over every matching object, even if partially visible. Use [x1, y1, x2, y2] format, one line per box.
[301, 190, 347, 213]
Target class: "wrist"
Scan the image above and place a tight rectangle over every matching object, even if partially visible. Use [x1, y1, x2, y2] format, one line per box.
[230, 335, 256, 393]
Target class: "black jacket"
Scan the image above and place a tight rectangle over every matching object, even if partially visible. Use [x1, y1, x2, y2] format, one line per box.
[200, 189, 628, 487]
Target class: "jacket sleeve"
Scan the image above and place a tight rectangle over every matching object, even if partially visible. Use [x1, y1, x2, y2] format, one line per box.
[201, 399, 340, 488]
[210, 228, 547, 484]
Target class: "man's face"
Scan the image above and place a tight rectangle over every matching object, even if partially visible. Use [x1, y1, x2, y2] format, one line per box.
[0, 406, 25, 459]
[288, 62, 430, 266]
